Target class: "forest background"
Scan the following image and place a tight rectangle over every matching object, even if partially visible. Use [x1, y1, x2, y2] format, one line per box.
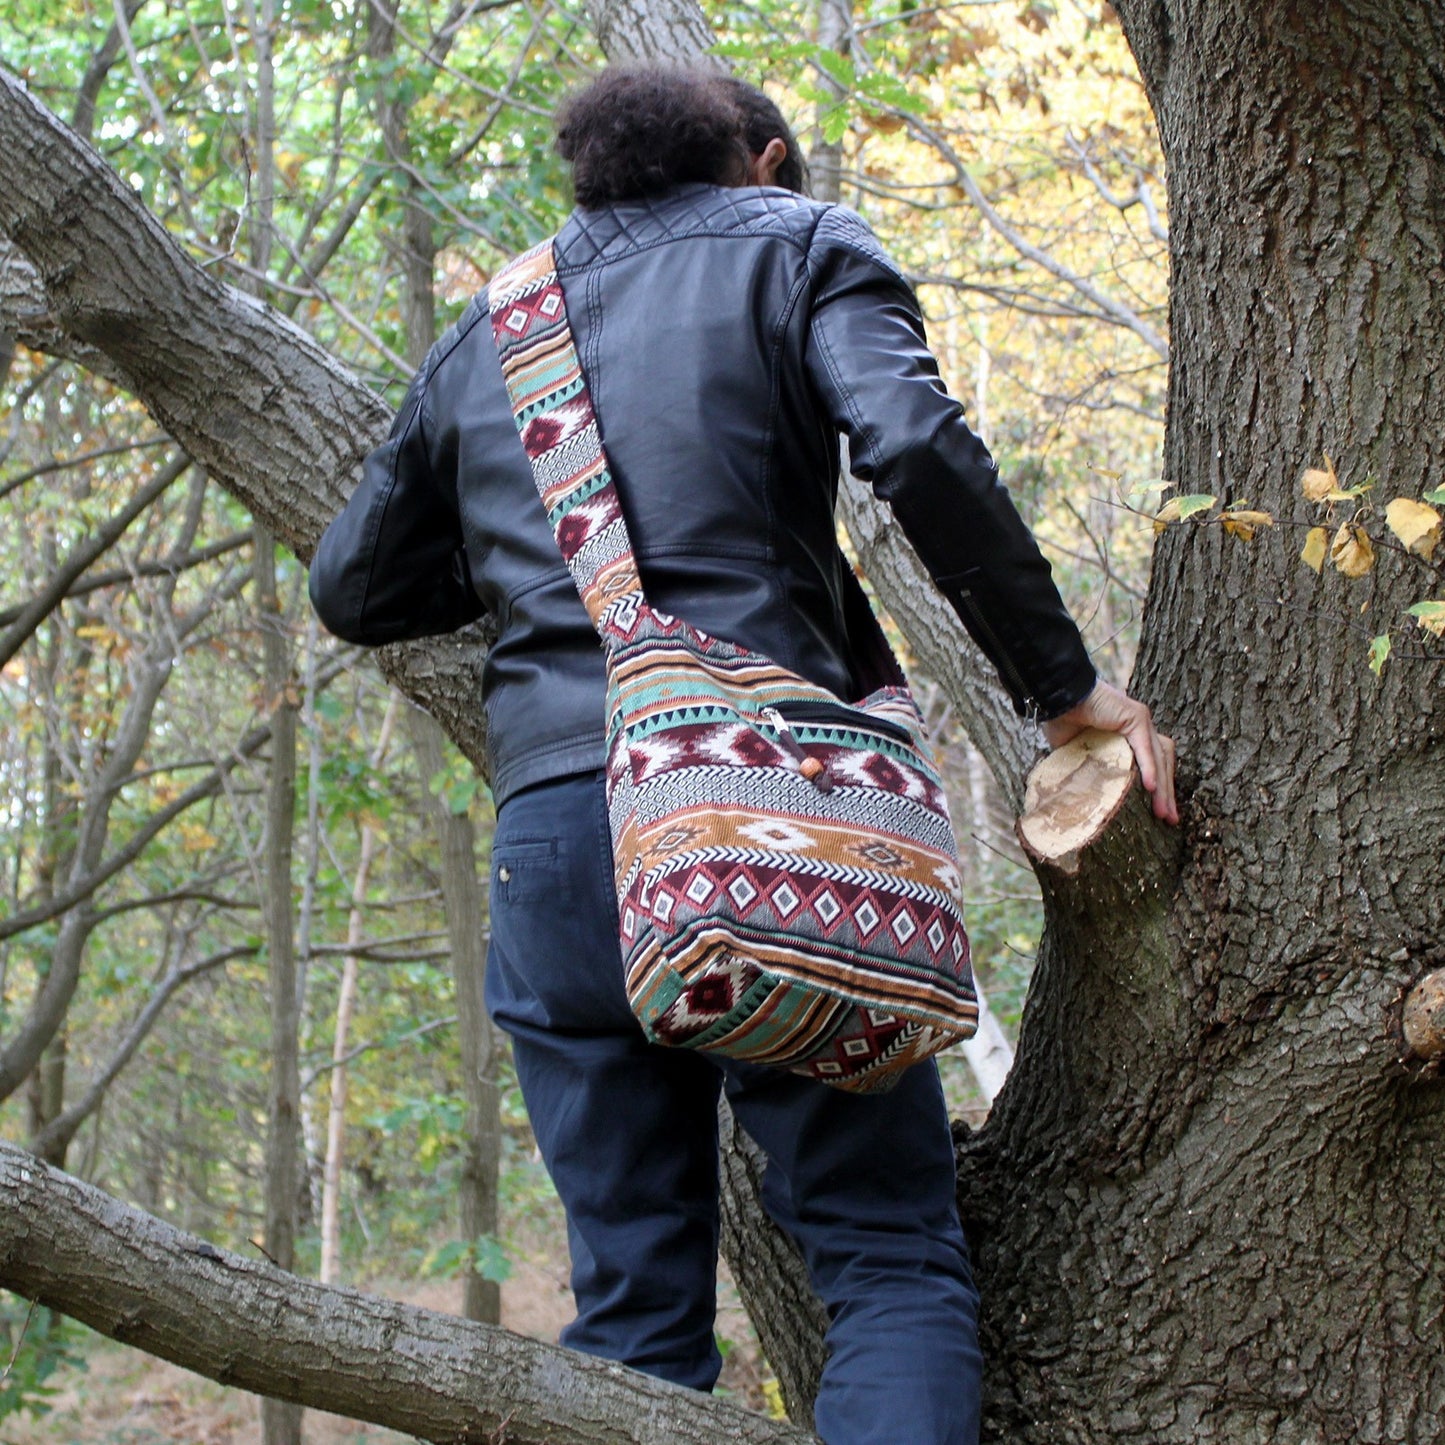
[0, 0, 1308, 1436]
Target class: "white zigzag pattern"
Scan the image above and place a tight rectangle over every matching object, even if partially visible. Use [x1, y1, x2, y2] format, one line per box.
[488, 258, 554, 310]
[599, 591, 644, 635]
[629, 765, 957, 852]
[824, 748, 932, 802]
[641, 847, 963, 913]
[569, 518, 631, 578]
[533, 422, 604, 487]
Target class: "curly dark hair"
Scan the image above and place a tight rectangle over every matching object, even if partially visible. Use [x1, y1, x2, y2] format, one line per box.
[719, 77, 808, 195]
[554, 67, 805, 207]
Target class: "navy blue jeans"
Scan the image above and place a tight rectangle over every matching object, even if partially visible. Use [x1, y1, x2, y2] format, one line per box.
[485, 770, 982, 1444]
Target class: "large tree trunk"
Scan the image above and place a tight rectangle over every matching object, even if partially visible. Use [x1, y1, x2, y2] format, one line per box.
[956, 4, 1445, 1441]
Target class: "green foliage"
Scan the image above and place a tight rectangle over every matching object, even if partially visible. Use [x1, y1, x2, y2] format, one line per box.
[423, 1232, 513, 1285]
[0, 1299, 87, 1423]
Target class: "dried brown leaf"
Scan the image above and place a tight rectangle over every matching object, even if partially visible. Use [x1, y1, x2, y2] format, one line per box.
[1302, 454, 1339, 503]
[1330, 522, 1376, 579]
[1221, 509, 1275, 542]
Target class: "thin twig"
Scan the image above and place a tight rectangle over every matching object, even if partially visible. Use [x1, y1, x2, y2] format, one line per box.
[0, 1298, 39, 1385]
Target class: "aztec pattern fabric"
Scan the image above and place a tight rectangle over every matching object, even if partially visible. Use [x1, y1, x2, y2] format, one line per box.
[488, 239, 979, 1092]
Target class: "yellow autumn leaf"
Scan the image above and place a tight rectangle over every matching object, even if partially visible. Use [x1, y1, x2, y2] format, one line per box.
[1384, 497, 1442, 562]
[1152, 497, 1181, 535]
[1330, 522, 1376, 579]
[1301, 454, 1339, 503]
[1301, 526, 1329, 573]
[1408, 600, 1445, 637]
[178, 819, 220, 854]
[1221, 509, 1275, 541]
[276, 151, 307, 187]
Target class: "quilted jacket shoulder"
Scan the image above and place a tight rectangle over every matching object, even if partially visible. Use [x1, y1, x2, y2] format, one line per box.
[556, 183, 822, 268]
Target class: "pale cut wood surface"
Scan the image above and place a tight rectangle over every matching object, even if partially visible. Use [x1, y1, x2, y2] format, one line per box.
[1016, 728, 1136, 874]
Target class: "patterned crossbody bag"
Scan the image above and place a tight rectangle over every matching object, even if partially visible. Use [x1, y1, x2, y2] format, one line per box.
[489, 239, 979, 1093]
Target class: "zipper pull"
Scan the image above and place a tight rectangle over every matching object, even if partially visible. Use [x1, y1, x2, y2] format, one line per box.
[762, 708, 834, 792]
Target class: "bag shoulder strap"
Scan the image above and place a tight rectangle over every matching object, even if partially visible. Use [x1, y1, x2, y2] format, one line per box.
[489, 238, 907, 689]
[489, 239, 645, 645]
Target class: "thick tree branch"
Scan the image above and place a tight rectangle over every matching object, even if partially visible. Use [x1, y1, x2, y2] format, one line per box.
[0, 240, 128, 384]
[0, 66, 383, 547]
[0, 68, 494, 769]
[0, 1142, 815, 1445]
[838, 481, 1036, 809]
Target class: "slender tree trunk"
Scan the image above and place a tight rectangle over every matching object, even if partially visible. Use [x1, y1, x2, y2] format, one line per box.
[26, 1035, 66, 1149]
[810, 0, 850, 205]
[406, 707, 503, 1326]
[257, 526, 304, 1445]
[243, 4, 304, 1436]
[318, 695, 399, 1286]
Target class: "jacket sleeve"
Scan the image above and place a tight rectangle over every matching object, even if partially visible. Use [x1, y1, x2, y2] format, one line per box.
[803, 206, 1096, 720]
[308, 366, 485, 645]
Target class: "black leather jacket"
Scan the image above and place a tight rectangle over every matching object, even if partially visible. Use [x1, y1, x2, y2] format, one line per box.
[309, 183, 1096, 805]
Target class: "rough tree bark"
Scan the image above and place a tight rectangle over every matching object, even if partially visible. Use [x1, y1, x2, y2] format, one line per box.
[5, 0, 1445, 1436]
[0, 1142, 812, 1445]
[961, 4, 1443, 1439]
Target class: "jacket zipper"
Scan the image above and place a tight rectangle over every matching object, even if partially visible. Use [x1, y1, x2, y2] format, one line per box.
[957, 588, 1039, 724]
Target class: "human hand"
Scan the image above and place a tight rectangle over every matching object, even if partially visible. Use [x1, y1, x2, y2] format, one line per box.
[1042, 679, 1179, 824]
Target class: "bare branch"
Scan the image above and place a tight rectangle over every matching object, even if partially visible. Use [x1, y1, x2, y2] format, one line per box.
[30, 945, 255, 1160]
[0, 529, 253, 626]
[0, 436, 170, 503]
[301, 1013, 458, 1087]
[0, 453, 189, 667]
[904, 118, 1170, 360]
[1063, 132, 1169, 244]
[0, 1142, 814, 1444]
[108, 0, 172, 144]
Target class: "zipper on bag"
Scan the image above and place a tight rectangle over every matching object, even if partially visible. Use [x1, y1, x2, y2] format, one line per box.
[761, 707, 835, 792]
[771, 699, 914, 746]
